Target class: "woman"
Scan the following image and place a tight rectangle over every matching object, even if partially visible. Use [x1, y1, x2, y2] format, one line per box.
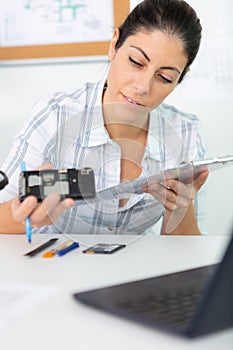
[0, 0, 208, 235]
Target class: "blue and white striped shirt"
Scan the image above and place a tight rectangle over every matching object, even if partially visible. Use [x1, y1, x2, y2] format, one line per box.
[0, 80, 207, 234]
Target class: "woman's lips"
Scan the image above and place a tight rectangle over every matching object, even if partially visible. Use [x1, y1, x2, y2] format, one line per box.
[122, 94, 145, 107]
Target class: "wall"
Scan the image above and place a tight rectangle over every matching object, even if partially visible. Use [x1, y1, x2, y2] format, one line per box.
[0, 0, 232, 235]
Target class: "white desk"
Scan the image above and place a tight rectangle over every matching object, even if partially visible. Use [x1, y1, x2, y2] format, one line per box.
[0, 233, 232, 350]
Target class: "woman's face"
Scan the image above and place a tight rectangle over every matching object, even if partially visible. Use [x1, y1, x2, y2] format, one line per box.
[104, 29, 188, 112]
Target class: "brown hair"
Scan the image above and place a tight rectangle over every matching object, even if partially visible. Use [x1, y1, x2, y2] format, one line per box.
[115, 0, 202, 83]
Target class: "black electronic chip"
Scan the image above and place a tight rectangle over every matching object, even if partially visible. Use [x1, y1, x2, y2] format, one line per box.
[82, 243, 126, 254]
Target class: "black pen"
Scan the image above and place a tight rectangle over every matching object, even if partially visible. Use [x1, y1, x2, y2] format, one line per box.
[23, 238, 59, 257]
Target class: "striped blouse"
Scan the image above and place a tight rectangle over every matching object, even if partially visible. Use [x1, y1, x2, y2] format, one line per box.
[0, 79, 207, 235]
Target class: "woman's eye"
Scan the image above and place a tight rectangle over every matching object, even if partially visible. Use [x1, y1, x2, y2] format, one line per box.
[159, 75, 173, 84]
[128, 56, 143, 67]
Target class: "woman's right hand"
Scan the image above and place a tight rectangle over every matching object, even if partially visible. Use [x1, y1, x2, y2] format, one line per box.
[11, 162, 74, 229]
[11, 193, 74, 229]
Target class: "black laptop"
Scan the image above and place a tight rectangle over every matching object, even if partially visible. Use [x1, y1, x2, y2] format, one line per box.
[73, 234, 233, 338]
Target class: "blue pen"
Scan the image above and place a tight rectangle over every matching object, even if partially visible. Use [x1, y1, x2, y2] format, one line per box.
[20, 162, 32, 243]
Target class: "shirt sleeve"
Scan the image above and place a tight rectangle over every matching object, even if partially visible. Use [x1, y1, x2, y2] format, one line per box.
[192, 118, 208, 234]
[0, 94, 59, 202]
[147, 114, 208, 236]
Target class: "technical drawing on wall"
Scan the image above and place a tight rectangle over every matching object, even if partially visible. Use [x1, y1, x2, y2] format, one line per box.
[0, 0, 114, 46]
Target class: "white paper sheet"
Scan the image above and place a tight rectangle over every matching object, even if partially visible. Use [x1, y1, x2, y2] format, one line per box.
[0, 285, 57, 333]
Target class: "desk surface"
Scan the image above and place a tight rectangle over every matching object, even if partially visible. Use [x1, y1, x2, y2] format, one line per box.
[0, 233, 232, 350]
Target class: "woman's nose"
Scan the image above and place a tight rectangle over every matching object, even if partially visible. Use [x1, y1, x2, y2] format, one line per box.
[133, 72, 153, 95]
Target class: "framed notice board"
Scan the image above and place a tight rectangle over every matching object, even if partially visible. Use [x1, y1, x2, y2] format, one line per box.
[0, 0, 130, 61]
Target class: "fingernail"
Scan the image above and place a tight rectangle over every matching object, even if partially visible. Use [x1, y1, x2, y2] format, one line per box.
[25, 196, 37, 207]
[64, 199, 74, 209]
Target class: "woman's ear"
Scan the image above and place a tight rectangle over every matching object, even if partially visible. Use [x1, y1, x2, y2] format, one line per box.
[108, 28, 120, 61]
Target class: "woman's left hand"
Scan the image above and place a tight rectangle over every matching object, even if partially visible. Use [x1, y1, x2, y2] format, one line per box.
[143, 170, 209, 211]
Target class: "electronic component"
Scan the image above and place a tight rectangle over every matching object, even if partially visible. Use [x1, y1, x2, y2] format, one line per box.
[19, 167, 96, 202]
[83, 243, 126, 254]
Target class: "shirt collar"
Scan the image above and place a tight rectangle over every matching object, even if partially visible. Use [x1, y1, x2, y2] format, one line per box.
[81, 82, 166, 163]
[80, 80, 110, 147]
[146, 106, 165, 162]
